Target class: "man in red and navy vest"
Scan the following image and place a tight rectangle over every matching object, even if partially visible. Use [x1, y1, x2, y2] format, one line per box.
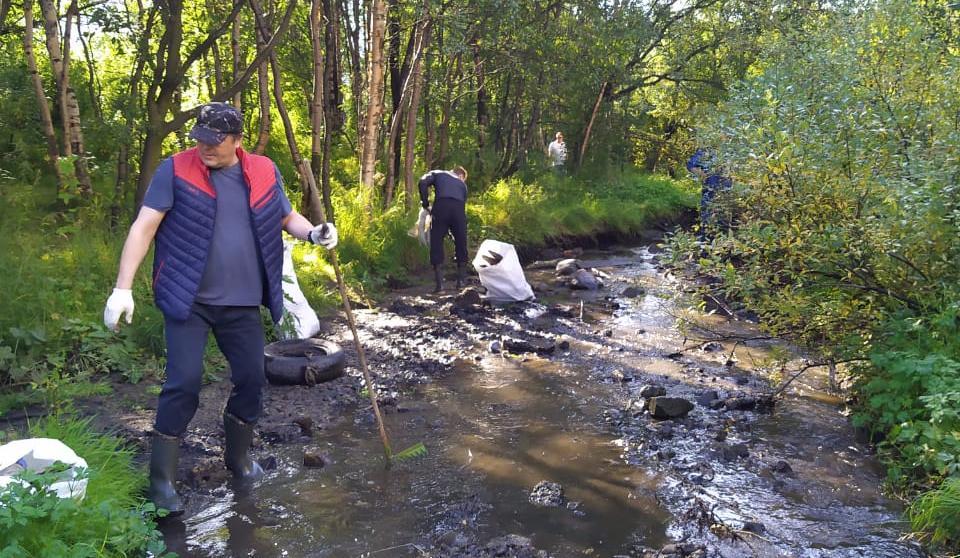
[103, 103, 337, 516]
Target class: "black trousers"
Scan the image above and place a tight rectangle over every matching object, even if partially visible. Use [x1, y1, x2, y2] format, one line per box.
[430, 197, 468, 266]
[154, 303, 266, 437]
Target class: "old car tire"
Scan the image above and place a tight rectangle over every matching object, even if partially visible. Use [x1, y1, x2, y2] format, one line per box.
[264, 339, 346, 386]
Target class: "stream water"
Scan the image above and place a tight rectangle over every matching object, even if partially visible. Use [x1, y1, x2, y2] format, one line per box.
[161, 244, 924, 558]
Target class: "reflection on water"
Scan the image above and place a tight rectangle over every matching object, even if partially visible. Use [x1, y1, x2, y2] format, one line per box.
[163, 352, 671, 557]
[164, 245, 920, 557]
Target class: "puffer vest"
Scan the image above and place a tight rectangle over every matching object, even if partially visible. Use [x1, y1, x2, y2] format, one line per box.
[151, 147, 285, 322]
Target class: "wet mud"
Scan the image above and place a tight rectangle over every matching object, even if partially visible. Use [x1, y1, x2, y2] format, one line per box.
[80, 239, 924, 557]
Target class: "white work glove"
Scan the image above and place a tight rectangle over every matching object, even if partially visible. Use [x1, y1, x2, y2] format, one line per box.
[103, 288, 135, 331]
[308, 222, 338, 249]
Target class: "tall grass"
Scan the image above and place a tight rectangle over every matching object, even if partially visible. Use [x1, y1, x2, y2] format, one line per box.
[470, 170, 696, 247]
[910, 477, 960, 549]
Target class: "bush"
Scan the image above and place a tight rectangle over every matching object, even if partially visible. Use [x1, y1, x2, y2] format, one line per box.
[668, 0, 959, 547]
[0, 416, 172, 558]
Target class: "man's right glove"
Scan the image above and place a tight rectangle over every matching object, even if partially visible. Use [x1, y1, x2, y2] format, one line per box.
[104, 288, 135, 331]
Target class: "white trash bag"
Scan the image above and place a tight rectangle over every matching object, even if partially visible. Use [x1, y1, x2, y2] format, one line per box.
[0, 438, 88, 501]
[407, 208, 432, 246]
[472, 239, 535, 302]
[278, 241, 321, 340]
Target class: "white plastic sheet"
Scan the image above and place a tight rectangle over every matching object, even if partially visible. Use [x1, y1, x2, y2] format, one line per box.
[278, 241, 321, 339]
[472, 239, 535, 302]
[0, 438, 88, 501]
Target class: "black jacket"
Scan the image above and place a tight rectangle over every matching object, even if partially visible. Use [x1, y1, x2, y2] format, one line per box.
[418, 170, 467, 209]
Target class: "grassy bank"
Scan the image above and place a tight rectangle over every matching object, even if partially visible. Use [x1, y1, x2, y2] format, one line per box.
[314, 169, 697, 293]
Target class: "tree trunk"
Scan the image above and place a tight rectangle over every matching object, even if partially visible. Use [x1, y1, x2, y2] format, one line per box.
[136, 0, 290, 204]
[578, 80, 609, 169]
[77, 19, 102, 120]
[493, 72, 511, 154]
[211, 41, 224, 94]
[115, 4, 156, 222]
[501, 70, 543, 176]
[359, 0, 387, 190]
[402, 20, 430, 207]
[385, 1, 416, 195]
[341, 0, 363, 142]
[249, 0, 323, 221]
[39, 0, 92, 195]
[254, 14, 271, 154]
[472, 32, 487, 174]
[422, 62, 435, 168]
[320, 0, 344, 221]
[231, 16, 242, 106]
[0, 0, 11, 32]
[384, 8, 428, 207]
[310, 0, 323, 188]
[23, 0, 64, 191]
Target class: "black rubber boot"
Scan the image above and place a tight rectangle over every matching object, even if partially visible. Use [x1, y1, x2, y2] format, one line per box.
[456, 263, 466, 290]
[433, 265, 444, 293]
[224, 413, 264, 482]
[148, 433, 184, 516]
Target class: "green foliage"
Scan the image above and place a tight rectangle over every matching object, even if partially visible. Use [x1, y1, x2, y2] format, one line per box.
[910, 477, 960, 549]
[471, 170, 697, 249]
[859, 351, 960, 484]
[0, 182, 167, 409]
[669, 0, 960, 546]
[691, 0, 960, 349]
[0, 417, 173, 558]
[850, 306, 960, 486]
[310, 169, 694, 295]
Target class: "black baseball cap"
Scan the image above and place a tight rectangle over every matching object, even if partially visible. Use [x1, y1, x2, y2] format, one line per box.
[188, 102, 243, 145]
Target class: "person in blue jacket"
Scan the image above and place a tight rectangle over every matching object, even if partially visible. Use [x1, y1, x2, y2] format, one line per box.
[686, 148, 732, 240]
[102, 103, 338, 516]
[419, 166, 469, 292]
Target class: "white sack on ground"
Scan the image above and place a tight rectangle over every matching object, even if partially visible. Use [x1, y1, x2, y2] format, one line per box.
[472, 239, 535, 302]
[279, 241, 321, 339]
[0, 438, 88, 501]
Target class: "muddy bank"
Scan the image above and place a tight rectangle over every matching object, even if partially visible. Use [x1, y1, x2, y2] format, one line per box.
[70, 234, 924, 557]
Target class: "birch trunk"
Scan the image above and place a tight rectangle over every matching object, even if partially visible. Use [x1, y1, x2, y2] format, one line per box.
[23, 0, 64, 191]
[359, 0, 387, 190]
[39, 0, 92, 194]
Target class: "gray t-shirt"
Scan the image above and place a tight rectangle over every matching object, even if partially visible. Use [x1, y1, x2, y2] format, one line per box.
[143, 161, 292, 307]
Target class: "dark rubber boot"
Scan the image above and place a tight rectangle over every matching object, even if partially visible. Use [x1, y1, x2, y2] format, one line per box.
[433, 265, 444, 293]
[224, 413, 264, 482]
[456, 263, 466, 290]
[148, 433, 184, 516]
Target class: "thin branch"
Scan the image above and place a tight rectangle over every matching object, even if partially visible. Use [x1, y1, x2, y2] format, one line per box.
[772, 358, 866, 399]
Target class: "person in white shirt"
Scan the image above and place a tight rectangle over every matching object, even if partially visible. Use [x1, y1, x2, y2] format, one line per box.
[547, 131, 567, 174]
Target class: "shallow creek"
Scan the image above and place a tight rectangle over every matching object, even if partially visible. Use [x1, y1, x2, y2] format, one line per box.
[162, 245, 923, 558]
